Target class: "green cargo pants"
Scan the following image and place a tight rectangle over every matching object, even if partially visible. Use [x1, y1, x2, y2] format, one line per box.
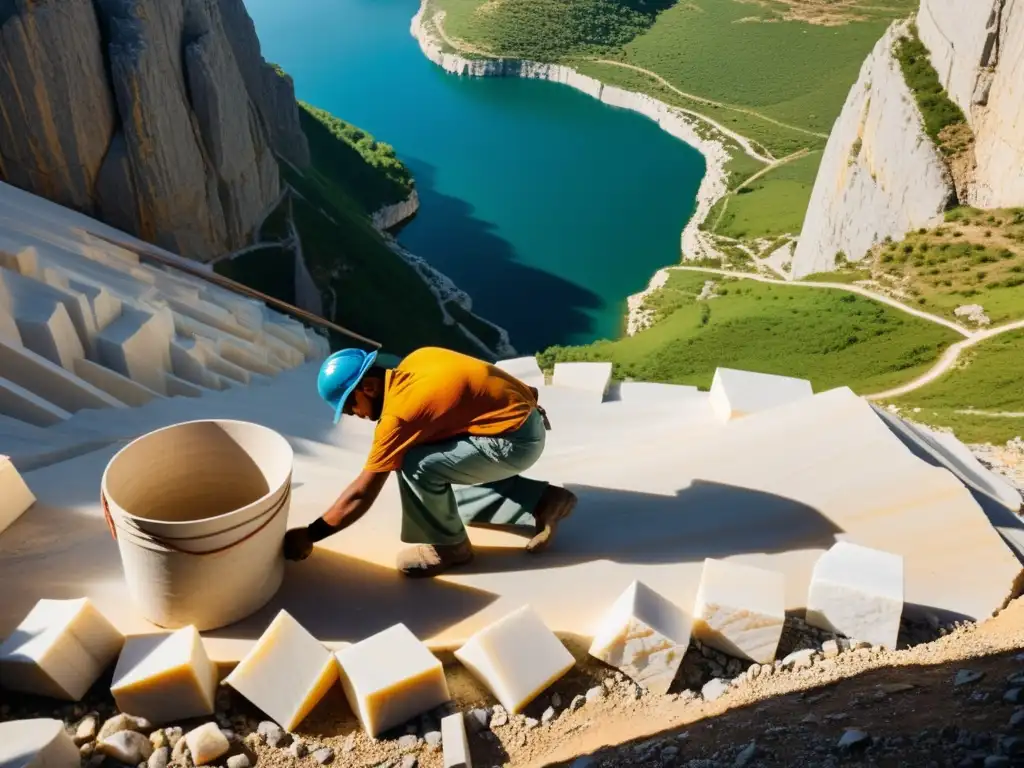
[397, 409, 550, 545]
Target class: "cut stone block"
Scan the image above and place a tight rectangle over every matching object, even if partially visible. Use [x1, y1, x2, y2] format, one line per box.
[806, 541, 904, 648]
[693, 559, 786, 664]
[73, 358, 162, 408]
[110, 627, 217, 725]
[0, 378, 71, 427]
[336, 623, 450, 738]
[617, 382, 702, 404]
[551, 362, 612, 403]
[184, 723, 230, 766]
[0, 718, 81, 768]
[455, 606, 574, 714]
[708, 367, 813, 422]
[165, 373, 204, 398]
[588, 580, 693, 695]
[0, 268, 85, 370]
[0, 337, 125, 413]
[0, 455, 36, 536]
[96, 306, 172, 393]
[225, 610, 338, 732]
[441, 712, 472, 768]
[495, 356, 545, 387]
[0, 598, 124, 701]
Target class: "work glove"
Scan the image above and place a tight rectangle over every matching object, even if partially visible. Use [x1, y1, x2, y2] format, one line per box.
[283, 527, 314, 561]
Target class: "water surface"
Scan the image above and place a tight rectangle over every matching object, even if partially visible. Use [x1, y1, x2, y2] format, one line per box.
[243, 0, 705, 352]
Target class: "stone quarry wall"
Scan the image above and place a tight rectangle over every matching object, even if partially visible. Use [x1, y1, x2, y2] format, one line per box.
[0, 0, 310, 263]
[918, 0, 1024, 208]
[791, 22, 954, 278]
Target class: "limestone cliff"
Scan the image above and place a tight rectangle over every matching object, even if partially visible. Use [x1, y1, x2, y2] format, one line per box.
[918, 0, 1024, 208]
[0, 0, 303, 262]
[791, 22, 954, 278]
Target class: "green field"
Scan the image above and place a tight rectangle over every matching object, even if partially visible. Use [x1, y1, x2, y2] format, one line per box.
[886, 331, 1024, 444]
[538, 270, 958, 393]
[707, 150, 823, 240]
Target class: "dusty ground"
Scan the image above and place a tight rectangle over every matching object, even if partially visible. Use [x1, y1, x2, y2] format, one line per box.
[8, 601, 1024, 768]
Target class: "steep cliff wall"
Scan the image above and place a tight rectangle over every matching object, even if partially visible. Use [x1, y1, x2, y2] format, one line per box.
[919, 0, 1024, 208]
[791, 22, 954, 278]
[0, 0, 292, 262]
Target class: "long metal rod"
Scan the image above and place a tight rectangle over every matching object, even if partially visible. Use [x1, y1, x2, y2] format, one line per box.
[88, 231, 383, 349]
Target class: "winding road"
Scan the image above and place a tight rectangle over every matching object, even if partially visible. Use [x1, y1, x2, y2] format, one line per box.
[664, 266, 1024, 400]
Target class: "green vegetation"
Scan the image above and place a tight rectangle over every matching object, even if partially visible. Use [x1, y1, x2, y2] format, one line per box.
[435, 0, 675, 61]
[219, 96, 500, 358]
[868, 207, 1024, 324]
[708, 151, 822, 240]
[298, 104, 413, 215]
[538, 270, 958, 393]
[887, 331, 1024, 443]
[894, 25, 968, 149]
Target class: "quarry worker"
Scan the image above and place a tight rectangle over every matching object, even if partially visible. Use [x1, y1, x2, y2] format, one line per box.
[282, 346, 577, 577]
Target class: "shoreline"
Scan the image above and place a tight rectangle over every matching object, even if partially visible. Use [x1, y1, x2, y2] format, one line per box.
[409, 0, 732, 338]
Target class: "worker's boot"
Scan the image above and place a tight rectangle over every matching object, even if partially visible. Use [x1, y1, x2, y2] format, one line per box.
[397, 538, 474, 578]
[526, 485, 577, 554]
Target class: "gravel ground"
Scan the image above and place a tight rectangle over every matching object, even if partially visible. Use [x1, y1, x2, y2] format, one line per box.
[6, 603, 1020, 768]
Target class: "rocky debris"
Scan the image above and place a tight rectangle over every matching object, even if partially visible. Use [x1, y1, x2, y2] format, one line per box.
[542, 706, 556, 724]
[551, 693, 562, 708]
[397, 734, 419, 752]
[702, 679, 731, 702]
[780, 649, 817, 670]
[74, 715, 98, 745]
[149, 746, 170, 768]
[491, 706, 509, 728]
[98, 713, 152, 741]
[184, 723, 230, 765]
[257, 721, 287, 748]
[171, 735, 189, 763]
[837, 729, 871, 751]
[524, 717, 540, 730]
[698, 281, 718, 301]
[226, 755, 250, 768]
[99, 730, 154, 764]
[312, 747, 334, 765]
[586, 686, 605, 703]
[821, 640, 841, 659]
[956, 669, 986, 687]
[399, 756, 417, 768]
[570, 695, 587, 712]
[164, 727, 184, 749]
[288, 739, 308, 758]
[955, 304, 992, 326]
[424, 731, 442, 749]
[466, 708, 490, 732]
[733, 741, 757, 766]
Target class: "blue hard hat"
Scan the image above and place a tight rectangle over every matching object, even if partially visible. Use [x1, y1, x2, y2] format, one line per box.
[317, 348, 379, 423]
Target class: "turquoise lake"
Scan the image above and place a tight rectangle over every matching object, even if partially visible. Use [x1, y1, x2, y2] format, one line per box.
[243, 0, 705, 353]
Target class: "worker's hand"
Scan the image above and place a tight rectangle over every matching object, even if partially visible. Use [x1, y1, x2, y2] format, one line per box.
[283, 527, 314, 561]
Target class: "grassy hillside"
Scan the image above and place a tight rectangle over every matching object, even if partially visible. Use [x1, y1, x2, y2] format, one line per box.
[885, 331, 1024, 444]
[538, 270, 958, 394]
[298, 103, 414, 215]
[432, 0, 915, 247]
[815, 207, 1024, 326]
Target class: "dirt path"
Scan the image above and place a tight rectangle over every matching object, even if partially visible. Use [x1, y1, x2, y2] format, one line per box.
[708, 148, 811, 231]
[668, 265, 976, 337]
[869, 318, 1024, 400]
[590, 59, 830, 141]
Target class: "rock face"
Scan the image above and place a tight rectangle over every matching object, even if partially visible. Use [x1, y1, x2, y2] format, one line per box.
[215, 0, 312, 168]
[0, 0, 290, 262]
[918, 0, 1024, 208]
[0, 0, 118, 213]
[792, 22, 954, 278]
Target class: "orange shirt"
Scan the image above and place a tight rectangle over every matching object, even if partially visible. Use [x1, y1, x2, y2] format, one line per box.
[364, 347, 539, 473]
